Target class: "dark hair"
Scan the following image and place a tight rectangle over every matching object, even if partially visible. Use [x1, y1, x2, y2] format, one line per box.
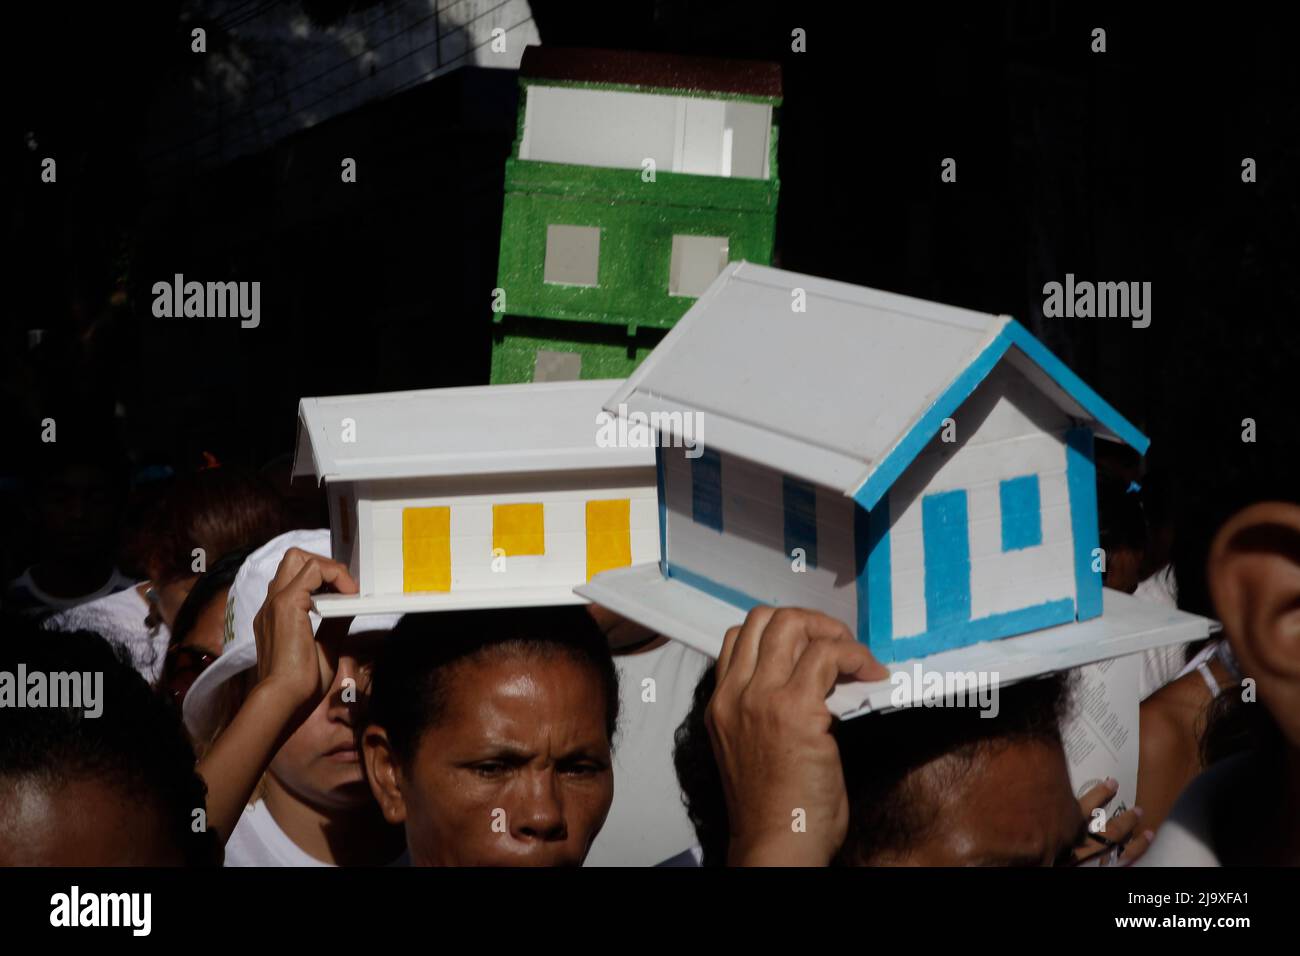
[166, 548, 248, 650]
[673, 666, 1071, 866]
[1201, 675, 1284, 766]
[129, 467, 286, 585]
[0, 624, 220, 866]
[155, 549, 249, 711]
[1170, 444, 1300, 620]
[1098, 474, 1148, 555]
[368, 606, 620, 769]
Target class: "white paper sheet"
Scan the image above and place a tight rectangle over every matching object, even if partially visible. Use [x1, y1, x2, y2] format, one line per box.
[1063, 653, 1141, 865]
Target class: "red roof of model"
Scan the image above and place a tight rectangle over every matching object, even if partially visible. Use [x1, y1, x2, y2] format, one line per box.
[519, 46, 782, 99]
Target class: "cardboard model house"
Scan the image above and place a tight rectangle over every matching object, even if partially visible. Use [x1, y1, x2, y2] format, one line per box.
[292, 380, 659, 616]
[491, 46, 782, 384]
[579, 263, 1169, 665]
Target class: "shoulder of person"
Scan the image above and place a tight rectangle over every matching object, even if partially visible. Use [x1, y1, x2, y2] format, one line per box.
[1139, 683, 1202, 772]
[223, 801, 332, 868]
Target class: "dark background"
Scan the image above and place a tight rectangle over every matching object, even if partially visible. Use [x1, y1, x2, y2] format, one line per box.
[4, 0, 1298, 583]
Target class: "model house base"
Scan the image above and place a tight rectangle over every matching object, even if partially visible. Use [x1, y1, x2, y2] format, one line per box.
[577, 565, 1214, 719]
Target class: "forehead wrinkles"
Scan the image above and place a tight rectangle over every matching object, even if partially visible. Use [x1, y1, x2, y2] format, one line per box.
[436, 650, 607, 748]
[442, 644, 591, 704]
[0, 777, 50, 834]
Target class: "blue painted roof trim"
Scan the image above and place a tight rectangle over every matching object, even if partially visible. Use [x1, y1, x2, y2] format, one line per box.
[852, 319, 1149, 511]
[1002, 321, 1150, 455]
[853, 332, 1009, 511]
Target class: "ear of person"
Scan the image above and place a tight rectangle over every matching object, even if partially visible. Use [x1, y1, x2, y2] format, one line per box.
[361, 727, 408, 826]
[1207, 502, 1300, 744]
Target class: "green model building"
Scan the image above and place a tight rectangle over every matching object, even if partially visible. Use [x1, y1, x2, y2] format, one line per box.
[491, 46, 782, 383]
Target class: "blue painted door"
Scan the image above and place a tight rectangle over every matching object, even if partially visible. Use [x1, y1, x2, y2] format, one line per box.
[922, 490, 972, 629]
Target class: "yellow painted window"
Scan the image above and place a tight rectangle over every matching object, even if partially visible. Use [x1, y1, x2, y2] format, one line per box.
[403, 506, 451, 592]
[586, 499, 631, 581]
[493, 503, 545, 556]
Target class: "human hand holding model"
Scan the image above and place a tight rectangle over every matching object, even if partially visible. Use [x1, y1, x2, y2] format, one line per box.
[198, 549, 358, 844]
[252, 548, 358, 713]
[707, 606, 888, 866]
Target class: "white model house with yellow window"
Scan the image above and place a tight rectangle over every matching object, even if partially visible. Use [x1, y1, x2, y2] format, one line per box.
[292, 380, 658, 616]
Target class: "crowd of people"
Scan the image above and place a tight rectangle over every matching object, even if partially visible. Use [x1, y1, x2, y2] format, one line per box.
[1, 433, 1297, 867]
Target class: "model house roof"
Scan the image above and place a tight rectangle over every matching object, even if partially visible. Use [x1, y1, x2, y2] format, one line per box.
[604, 262, 1149, 510]
[518, 46, 782, 101]
[294, 379, 652, 484]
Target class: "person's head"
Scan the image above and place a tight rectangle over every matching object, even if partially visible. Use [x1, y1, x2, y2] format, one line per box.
[1176, 454, 1299, 764]
[1098, 474, 1148, 593]
[0, 625, 220, 865]
[364, 606, 620, 866]
[182, 531, 397, 816]
[195, 623, 390, 816]
[156, 549, 248, 708]
[132, 466, 286, 628]
[1206, 500, 1300, 752]
[675, 667, 1079, 866]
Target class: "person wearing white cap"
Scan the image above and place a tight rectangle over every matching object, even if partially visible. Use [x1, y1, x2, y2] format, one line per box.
[185, 530, 405, 866]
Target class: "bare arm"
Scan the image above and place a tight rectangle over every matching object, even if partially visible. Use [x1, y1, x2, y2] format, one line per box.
[1136, 669, 1214, 833]
[196, 548, 358, 843]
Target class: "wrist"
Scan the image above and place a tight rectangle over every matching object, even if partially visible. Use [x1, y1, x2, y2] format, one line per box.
[727, 831, 834, 867]
[247, 676, 313, 723]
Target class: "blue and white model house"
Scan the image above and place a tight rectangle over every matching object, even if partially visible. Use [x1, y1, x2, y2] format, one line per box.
[578, 262, 1153, 664]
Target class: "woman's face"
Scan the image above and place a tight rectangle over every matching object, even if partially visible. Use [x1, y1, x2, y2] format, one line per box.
[365, 651, 614, 866]
[268, 634, 383, 811]
[185, 586, 230, 656]
[158, 587, 230, 707]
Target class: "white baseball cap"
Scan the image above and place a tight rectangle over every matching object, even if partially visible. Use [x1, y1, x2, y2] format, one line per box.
[182, 528, 401, 741]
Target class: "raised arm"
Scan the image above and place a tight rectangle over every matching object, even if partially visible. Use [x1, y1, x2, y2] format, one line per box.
[196, 548, 358, 843]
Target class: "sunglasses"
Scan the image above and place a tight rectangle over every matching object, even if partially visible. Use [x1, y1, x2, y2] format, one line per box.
[160, 643, 218, 707]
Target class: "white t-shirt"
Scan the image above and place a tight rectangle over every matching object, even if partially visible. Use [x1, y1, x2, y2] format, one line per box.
[224, 801, 332, 867]
[1134, 564, 1178, 609]
[1133, 566, 1189, 700]
[6, 566, 137, 619]
[584, 639, 710, 867]
[44, 584, 172, 683]
[224, 800, 408, 867]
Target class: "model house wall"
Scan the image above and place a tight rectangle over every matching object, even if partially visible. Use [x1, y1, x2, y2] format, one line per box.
[326, 482, 360, 572]
[886, 361, 1080, 644]
[340, 471, 659, 597]
[879, 366, 1096, 660]
[656, 361, 1097, 662]
[491, 46, 782, 384]
[520, 86, 773, 178]
[659, 446, 859, 628]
